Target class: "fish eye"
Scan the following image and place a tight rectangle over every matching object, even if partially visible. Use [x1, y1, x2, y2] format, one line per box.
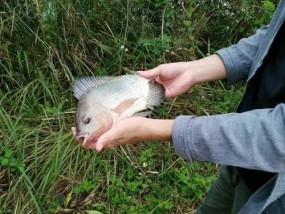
[82, 117, 91, 125]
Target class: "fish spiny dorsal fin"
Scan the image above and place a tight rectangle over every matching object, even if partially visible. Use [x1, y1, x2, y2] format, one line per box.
[73, 76, 115, 99]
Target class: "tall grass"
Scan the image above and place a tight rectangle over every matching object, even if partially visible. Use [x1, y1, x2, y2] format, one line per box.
[0, 0, 275, 213]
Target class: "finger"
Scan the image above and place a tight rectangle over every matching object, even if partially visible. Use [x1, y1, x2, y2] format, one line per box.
[71, 127, 82, 145]
[83, 142, 98, 150]
[165, 90, 173, 98]
[95, 136, 108, 152]
[137, 66, 162, 79]
[71, 127, 76, 137]
[96, 131, 114, 152]
[72, 127, 83, 145]
[96, 142, 104, 152]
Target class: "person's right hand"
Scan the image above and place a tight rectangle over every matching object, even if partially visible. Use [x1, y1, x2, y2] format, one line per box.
[138, 62, 197, 98]
[137, 54, 227, 98]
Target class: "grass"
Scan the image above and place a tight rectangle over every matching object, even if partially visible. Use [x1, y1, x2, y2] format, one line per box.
[0, 0, 275, 213]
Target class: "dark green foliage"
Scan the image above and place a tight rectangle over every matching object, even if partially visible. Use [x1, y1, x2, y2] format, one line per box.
[0, 0, 276, 213]
[191, 0, 277, 52]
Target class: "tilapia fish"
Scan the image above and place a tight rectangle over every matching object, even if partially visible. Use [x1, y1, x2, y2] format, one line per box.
[73, 74, 164, 146]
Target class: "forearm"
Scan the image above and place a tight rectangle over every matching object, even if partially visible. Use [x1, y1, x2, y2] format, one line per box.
[93, 117, 174, 151]
[187, 54, 227, 85]
[172, 104, 285, 172]
[139, 118, 174, 141]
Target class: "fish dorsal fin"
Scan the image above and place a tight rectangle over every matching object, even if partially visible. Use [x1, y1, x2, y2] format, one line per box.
[73, 76, 115, 99]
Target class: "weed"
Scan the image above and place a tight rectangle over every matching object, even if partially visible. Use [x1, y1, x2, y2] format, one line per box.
[0, 0, 276, 213]
[0, 148, 25, 173]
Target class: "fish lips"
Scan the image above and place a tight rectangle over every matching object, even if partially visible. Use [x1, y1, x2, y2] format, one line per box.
[76, 132, 99, 147]
[75, 132, 89, 143]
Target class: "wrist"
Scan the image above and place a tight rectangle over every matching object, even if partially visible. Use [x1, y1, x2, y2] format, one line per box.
[185, 54, 227, 85]
[140, 118, 174, 141]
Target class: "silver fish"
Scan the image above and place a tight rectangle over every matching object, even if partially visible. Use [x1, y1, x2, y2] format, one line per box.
[73, 74, 164, 146]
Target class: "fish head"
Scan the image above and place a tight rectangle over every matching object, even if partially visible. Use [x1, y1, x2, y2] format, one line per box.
[75, 96, 113, 145]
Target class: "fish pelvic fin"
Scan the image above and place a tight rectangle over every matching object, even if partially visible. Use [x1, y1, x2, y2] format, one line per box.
[73, 76, 116, 99]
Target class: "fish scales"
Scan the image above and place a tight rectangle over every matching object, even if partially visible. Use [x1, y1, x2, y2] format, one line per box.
[88, 75, 149, 109]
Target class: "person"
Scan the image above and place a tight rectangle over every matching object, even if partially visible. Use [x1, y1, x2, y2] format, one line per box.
[73, 1, 285, 213]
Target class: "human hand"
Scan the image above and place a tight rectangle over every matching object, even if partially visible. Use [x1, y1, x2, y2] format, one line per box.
[138, 62, 197, 98]
[72, 117, 146, 151]
[72, 117, 174, 152]
[138, 55, 227, 98]
[88, 117, 146, 151]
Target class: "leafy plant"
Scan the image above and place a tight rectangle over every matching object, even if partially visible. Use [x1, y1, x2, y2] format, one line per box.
[0, 148, 25, 173]
[0, 0, 278, 213]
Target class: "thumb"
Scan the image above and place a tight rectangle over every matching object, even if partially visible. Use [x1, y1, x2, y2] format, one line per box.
[95, 136, 106, 152]
[96, 141, 104, 152]
[137, 66, 162, 79]
[96, 131, 113, 152]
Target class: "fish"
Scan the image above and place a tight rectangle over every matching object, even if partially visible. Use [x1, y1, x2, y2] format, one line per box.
[72, 74, 165, 146]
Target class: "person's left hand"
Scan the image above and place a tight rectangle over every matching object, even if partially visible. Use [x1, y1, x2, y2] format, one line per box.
[72, 117, 146, 151]
[72, 117, 174, 152]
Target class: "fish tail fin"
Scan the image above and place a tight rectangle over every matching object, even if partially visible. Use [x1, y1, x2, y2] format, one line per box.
[134, 111, 152, 117]
[146, 82, 165, 107]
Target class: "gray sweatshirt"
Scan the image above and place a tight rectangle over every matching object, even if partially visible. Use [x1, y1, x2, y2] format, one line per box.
[172, 1, 285, 213]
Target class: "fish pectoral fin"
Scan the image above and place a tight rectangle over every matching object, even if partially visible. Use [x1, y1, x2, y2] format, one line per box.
[112, 97, 147, 119]
[112, 98, 137, 115]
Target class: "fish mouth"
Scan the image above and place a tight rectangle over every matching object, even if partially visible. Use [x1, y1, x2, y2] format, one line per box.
[75, 133, 89, 142]
[76, 132, 101, 147]
[75, 132, 97, 147]
[84, 134, 99, 147]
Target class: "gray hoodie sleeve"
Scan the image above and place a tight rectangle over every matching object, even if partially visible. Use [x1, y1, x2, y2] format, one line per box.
[172, 23, 285, 172]
[172, 103, 285, 172]
[216, 26, 268, 85]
